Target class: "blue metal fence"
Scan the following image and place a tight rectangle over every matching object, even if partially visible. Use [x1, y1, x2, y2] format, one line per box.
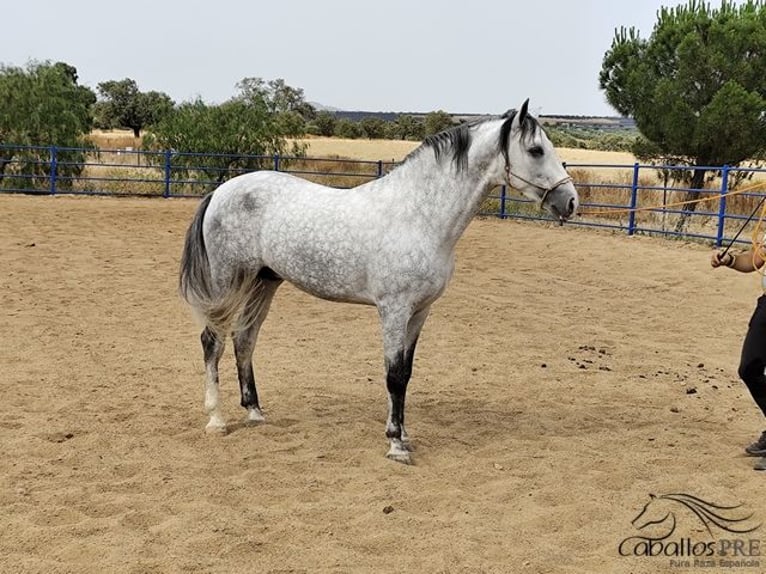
[484, 161, 766, 248]
[2, 143, 765, 248]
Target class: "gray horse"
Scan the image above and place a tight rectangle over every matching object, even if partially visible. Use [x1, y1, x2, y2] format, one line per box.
[179, 100, 578, 464]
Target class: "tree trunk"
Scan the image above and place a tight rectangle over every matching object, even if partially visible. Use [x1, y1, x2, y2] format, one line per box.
[0, 154, 12, 183]
[132, 126, 141, 138]
[673, 167, 707, 234]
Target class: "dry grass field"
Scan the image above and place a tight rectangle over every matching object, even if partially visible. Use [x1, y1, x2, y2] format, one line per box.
[289, 137, 638, 167]
[87, 130, 637, 165]
[3, 194, 766, 573]
[83, 131, 643, 203]
[89, 129, 142, 150]
[82, 130, 766, 231]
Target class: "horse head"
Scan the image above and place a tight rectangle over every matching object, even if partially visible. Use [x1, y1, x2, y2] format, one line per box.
[501, 99, 579, 223]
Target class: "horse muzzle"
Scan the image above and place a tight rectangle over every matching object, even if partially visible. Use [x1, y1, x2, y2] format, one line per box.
[544, 180, 579, 225]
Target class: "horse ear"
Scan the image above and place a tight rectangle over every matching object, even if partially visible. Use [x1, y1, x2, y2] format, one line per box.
[518, 98, 530, 124]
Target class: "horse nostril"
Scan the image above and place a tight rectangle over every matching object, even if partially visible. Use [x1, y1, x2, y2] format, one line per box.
[567, 197, 575, 217]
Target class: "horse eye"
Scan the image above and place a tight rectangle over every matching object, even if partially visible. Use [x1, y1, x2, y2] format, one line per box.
[528, 146, 544, 158]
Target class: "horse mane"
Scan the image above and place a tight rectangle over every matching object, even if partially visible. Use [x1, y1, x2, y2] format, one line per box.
[420, 120, 476, 172]
[399, 109, 542, 174]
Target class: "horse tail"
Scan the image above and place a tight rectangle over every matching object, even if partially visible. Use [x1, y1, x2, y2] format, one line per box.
[179, 192, 261, 334]
[179, 192, 216, 312]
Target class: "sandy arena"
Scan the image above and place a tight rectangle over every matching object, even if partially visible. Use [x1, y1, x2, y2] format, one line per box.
[2, 195, 765, 573]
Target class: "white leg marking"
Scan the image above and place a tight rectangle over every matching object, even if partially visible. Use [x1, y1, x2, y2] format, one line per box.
[386, 439, 413, 464]
[204, 367, 226, 434]
[245, 407, 265, 424]
[400, 426, 414, 451]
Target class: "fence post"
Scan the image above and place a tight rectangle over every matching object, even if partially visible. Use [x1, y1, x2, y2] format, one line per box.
[377, 160, 383, 178]
[499, 185, 507, 219]
[163, 150, 172, 198]
[716, 165, 730, 247]
[627, 163, 639, 235]
[273, 154, 280, 172]
[49, 145, 58, 195]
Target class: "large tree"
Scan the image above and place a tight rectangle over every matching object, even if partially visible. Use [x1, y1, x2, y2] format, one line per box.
[600, 0, 766, 231]
[424, 110, 455, 136]
[143, 78, 309, 187]
[0, 61, 95, 190]
[391, 114, 425, 141]
[95, 78, 174, 137]
[235, 77, 316, 134]
[312, 111, 337, 137]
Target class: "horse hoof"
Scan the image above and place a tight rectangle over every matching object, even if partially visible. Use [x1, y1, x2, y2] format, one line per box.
[386, 443, 413, 465]
[245, 409, 266, 425]
[205, 420, 228, 435]
[386, 451, 413, 465]
[400, 439, 415, 452]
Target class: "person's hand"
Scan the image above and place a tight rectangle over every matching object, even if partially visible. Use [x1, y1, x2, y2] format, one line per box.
[711, 250, 733, 268]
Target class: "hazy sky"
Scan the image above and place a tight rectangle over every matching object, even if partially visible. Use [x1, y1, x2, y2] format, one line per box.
[3, 0, 676, 116]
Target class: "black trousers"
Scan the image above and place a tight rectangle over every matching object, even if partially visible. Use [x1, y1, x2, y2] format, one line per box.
[739, 295, 766, 418]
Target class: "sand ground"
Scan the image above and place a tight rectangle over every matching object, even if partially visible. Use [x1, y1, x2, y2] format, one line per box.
[2, 195, 765, 574]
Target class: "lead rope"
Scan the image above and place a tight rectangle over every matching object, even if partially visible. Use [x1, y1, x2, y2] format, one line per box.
[719, 195, 766, 259]
[579, 179, 766, 217]
[570, 175, 766, 290]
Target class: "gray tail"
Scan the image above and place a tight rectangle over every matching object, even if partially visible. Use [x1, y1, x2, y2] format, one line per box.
[179, 193, 260, 334]
[179, 192, 216, 312]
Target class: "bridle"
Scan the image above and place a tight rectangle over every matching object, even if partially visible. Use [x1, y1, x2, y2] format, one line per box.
[505, 164, 572, 206]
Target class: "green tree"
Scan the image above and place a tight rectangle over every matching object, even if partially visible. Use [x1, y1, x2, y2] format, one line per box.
[0, 60, 95, 190]
[360, 117, 387, 139]
[600, 0, 766, 231]
[143, 78, 309, 187]
[312, 111, 337, 137]
[235, 77, 316, 135]
[424, 110, 455, 136]
[382, 121, 401, 140]
[96, 78, 174, 138]
[393, 115, 425, 140]
[334, 118, 362, 139]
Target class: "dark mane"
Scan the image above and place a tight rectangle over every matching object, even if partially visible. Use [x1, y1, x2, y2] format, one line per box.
[400, 110, 541, 173]
[421, 121, 475, 172]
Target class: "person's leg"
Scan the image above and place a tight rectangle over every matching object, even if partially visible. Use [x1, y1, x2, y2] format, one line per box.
[738, 296, 766, 466]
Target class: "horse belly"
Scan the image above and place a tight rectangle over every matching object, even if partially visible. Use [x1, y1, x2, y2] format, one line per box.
[244, 184, 380, 304]
[280, 260, 373, 304]
[265, 230, 374, 305]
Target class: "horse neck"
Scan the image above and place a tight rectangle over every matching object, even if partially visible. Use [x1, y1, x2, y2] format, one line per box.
[377, 123, 505, 247]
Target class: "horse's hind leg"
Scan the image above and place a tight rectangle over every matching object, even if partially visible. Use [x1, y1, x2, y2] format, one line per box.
[233, 278, 282, 424]
[201, 327, 227, 433]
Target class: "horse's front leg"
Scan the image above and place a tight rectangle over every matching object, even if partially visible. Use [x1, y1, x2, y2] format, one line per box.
[379, 305, 430, 464]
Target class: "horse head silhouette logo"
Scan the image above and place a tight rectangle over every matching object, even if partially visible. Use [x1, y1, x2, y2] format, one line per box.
[631, 493, 760, 539]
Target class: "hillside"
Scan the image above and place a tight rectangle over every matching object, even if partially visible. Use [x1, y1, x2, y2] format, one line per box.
[331, 110, 635, 132]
